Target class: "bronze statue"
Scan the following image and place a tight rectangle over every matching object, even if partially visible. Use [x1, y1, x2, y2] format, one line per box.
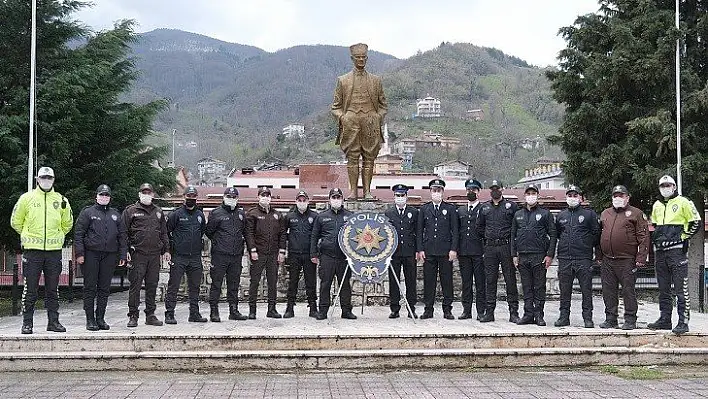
[331, 43, 387, 200]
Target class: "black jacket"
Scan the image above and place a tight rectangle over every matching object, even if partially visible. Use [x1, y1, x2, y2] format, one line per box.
[457, 202, 484, 256]
[511, 205, 557, 256]
[205, 204, 246, 256]
[167, 205, 206, 257]
[310, 207, 352, 259]
[476, 198, 518, 242]
[555, 206, 600, 260]
[121, 202, 169, 256]
[74, 203, 127, 259]
[284, 208, 318, 255]
[384, 205, 418, 257]
[417, 201, 459, 256]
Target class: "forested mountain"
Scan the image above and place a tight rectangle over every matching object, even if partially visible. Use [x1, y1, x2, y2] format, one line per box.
[127, 30, 563, 182]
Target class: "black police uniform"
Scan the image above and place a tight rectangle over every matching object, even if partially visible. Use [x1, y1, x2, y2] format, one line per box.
[310, 205, 354, 317]
[477, 197, 519, 321]
[555, 205, 600, 325]
[385, 202, 419, 316]
[165, 204, 206, 319]
[417, 200, 459, 317]
[205, 203, 247, 319]
[511, 204, 557, 323]
[284, 206, 319, 312]
[457, 201, 485, 319]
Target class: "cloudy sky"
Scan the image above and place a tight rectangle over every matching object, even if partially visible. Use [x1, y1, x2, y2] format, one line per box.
[76, 0, 601, 67]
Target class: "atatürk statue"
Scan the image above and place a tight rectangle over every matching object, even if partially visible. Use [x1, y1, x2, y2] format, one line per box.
[331, 43, 387, 200]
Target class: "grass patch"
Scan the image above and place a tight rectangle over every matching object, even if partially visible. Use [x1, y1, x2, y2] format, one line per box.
[599, 366, 665, 380]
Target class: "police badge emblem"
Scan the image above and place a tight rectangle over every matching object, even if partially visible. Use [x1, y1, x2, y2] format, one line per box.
[578, 215, 585, 223]
[338, 212, 398, 283]
[111, 214, 118, 221]
[535, 214, 542, 221]
[625, 211, 632, 217]
[308, 217, 314, 224]
[505, 203, 511, 209]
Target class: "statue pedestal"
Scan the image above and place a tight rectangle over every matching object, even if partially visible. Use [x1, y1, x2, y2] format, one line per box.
[344, 198, 388, 212]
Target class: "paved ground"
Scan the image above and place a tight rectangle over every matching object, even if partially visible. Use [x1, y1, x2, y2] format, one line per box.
[1, 291, 705, 335]
[1, 368, 708, 398]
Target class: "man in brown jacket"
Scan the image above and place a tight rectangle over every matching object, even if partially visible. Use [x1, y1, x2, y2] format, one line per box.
[597, 185, 649, 330]
[245, 187, 287, 319]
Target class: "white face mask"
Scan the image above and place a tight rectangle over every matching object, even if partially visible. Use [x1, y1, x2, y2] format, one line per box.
[259, 196, 271, 208]
[96, 195, 110, 206]
[139, 193, 153, 206]
[525, 195, 538, 206]
[330, 199, 343, 209]
[612, 197, 627, 209]
[660, 186, 675, 198]
[394, 196, 407, 207]
[431, 192, 443, 202]
[37, 178, 53, 191]
[566, 197, 580, 208]
[296, 201, 309, 212]
[223, 198, 238, 209]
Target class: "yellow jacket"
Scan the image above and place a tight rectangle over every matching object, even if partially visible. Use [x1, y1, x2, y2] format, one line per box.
[10, 187, 73, 251]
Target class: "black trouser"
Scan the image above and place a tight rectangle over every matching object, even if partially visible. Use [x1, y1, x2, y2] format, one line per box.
[558, 258, 593, 321]
[209, 252, 243, 307]
[165, 254, 203, 314]
[82, 250, 117, 316]
[655, 248, 690, 324]
[318, 254, 352, 311]
[286, 253, 317, 307]
[248, 253, 278, 306]
[423, 255, 453, 313]
[127, 252, 161, 317]
[601, 258, 637, 322]
[483, 244, 519, 314]
[459, 255, 486, 315]
[388, 255, 417, 313]
[518, 253, 547, 318]
[22, 250, 62, 323]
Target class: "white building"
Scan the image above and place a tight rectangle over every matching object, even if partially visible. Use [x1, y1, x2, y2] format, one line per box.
[281, 124, 305, 139]
[517, 159, 565, 190]
[434, 160, 470, 179]
[197, 157, 227, 180]
[416, 96, 442, 118]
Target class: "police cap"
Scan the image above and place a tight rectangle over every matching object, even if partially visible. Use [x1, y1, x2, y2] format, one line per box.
[428, 179, 446, 189]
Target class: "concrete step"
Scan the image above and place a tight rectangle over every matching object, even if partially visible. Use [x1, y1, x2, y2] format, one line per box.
[1, 347, 707, 371]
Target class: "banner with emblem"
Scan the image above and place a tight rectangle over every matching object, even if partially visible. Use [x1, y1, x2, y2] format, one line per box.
[338, 212, 398, 283]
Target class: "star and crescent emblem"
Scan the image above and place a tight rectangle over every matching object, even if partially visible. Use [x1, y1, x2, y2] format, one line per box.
[338, 212, 398, 283]
[352, 224, 385, 254]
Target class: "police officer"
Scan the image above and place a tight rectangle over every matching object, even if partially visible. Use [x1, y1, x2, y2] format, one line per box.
[554, 185, 600, 328]
[11, 166, 73, 334]
[476, 179, 520, 323]
[597, 185, 649, 330]
[74, 184, 127, 331]
[648, 175, 701, 334]
[205, 187, 248, 322]
[457, 179, 486, 320]
[165, 185, 207, 324]
[511, 184, 557, 326]
[283, 190, 319, 318]
[245, 186, 287, 319]
[310, 188, 357, 320]
[417, 179, 459, 320]
[121, 183, 169, 327]
[385, 184, 419, 319]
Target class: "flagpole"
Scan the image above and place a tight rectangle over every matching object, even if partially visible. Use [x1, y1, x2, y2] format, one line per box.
[27, 0, 37, 192]
[675, 0, 682, 194]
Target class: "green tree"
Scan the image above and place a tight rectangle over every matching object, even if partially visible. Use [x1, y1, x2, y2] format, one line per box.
[0, 0, 174, 249]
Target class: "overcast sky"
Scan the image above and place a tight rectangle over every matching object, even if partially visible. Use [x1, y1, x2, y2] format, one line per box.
[76, 0, 601, 67]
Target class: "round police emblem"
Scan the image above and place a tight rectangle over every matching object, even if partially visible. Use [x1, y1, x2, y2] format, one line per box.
[111, 214, 118, 221]
[578, 215, 585, 223]
[407, 212, 412, 219]
[198, 216, 203, 223]
[672, 204, 679, 213]
[308, 217, 314, 224]
[156, 212, 162, 219]
[338, 212, 398, 284]
[442, 209, 448, 216]
[505, 203, 511, 209]
[239, 214, 244, 220]
[625, 211, 632, 217]
[535, 214, 542, 221]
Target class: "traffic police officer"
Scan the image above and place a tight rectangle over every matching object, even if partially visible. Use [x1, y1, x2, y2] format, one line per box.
[74, 184, 127, 331]
[476, 179, 520, 323]
[165, 185, 207, 324]
[648, 175, 701, 334]
[205, 186, 248, 322]
[417, 178, 459, 320]
[310, 188, 357, 320]
[511, 184, 557, 326]
[385, 184, 419, 319]
[283, 190, 319, 318]
[457, 178, 486, 320]
[554, 185, 600, 328]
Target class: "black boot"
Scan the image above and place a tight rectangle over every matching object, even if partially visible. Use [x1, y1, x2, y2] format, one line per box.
[86, 311, 99, 331]
[672, 322, 689, 335]
[95, 309, 110, 330]
[479, 312, 495, 323]
[517, 314, 535, 325]
[308, 302, 318, 318]
[283, 304, 295, 319]
[341, 309, 358, 319]
[535, 313, 546, 326]
[127, 315, 138, 328]
[21, 319, 33, 335]
[647, 316, 672, 330]
[248, 304, 257, 320]
[210, 305, 221, 323]
[188, 309, 208, 323]
[554, 313, 570, 327]
[266, 305, 282, 319]
[459, 310, 473, 320]
[600, 319, 618, 329]
[509, 310, 520, 324]
[316, 307, 329, 320]
[229, 304, 248, 321]
[164, 311, 177, 325]
[47, 318, 66, 333]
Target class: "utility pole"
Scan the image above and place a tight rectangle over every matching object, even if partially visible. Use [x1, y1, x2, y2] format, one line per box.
[27, 0, 37, 191]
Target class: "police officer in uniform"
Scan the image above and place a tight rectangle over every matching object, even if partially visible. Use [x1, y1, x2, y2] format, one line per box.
[283, 190, 319, 318]
[310, 188, 357, 320]
[457, 179, 486, 320]
[165, 185, 207, 324]
[417, 179, 459, 320]
[554, 185, 600, 328]
[205, 187, 248, 322]
[385, 184, 419, 319]
[477, 179, 520, 323]
[511, 184, 557, 326]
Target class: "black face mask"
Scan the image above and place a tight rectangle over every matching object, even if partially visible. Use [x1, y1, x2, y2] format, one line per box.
[491, 189, 502, 200]
[467, 192, 477, 201]
[185, 199, 197, 209]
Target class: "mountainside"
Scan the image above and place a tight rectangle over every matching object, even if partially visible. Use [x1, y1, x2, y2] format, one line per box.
[128, 30, 563, 182]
